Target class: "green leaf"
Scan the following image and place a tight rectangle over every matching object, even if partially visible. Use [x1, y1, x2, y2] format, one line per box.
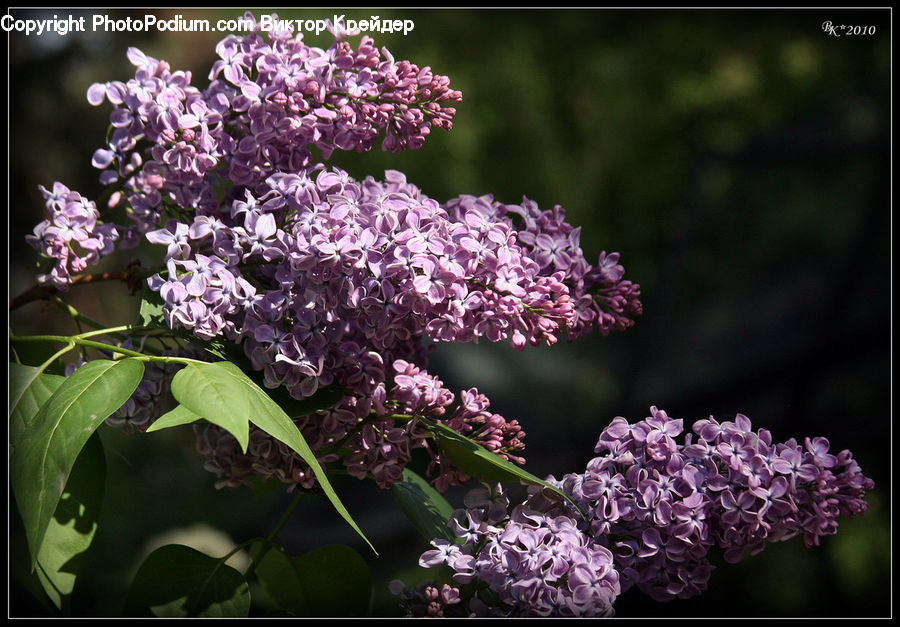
[236, 364, 378, 555]
[34, 433, 106, 612]
[424, 419, 582, 517]
[10, 362, 43, 415]
[146, 404, 204, 433]
[9, 363, 65, 446]
[220, 362, 375, 554]
[123, 545, 250, 617]
[168, 361, 373, 552]
[169, 362, 251, 453]
[10, 358, 144, 567]
[255, 544, 372, 617]
[252, 543, 309, 616]
[391, 468, 456, 542]
[197, 336, 346, 420]
[9, 365, 65, 612]
[292, 545, 372, 617]
[137, 290, 166, 328]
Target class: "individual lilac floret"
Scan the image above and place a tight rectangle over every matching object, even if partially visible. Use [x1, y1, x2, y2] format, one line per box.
[391, 580, 462, 618]
[26, 183, 119, 290]
[524, 407, 875, 603]
[396, 484, 620, 617]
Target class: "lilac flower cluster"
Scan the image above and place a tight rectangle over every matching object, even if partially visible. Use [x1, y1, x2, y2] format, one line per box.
[83, 13, 461, 242]
[28, 15, 640, 496]
[395, 484, 621, 617]
[402, 409, 873, 616]
[194, 358, 525, 492]
[526, 407, 875, 602]
[26, 183, 120, 291]
[138, 151, 635, 493]
[145, 167, 640, 404]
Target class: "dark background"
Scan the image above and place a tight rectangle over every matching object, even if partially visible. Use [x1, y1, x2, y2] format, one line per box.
[8, 8, 891, 618]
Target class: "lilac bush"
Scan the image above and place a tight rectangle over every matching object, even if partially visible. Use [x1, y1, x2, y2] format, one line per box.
[11, 12, 874, 619]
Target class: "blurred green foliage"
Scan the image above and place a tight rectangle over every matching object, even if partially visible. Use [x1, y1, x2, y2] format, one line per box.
[9, 8, 890, 618]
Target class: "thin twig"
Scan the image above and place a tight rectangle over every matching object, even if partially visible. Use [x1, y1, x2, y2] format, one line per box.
[9, 262, 149, 311]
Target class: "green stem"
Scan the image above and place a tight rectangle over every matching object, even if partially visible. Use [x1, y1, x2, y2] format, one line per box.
[74, 325, 136, 340]
[37, 342, 76, 373]
[51, 296, 113, 332]
[215, 536, 274, 573]
[11, 332, 206, 366]
[243, 492, 305, 580]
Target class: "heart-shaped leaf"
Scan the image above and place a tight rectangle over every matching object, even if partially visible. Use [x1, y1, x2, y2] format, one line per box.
[255, 544, 372, 617]
[123, 544, 250, 617]
[223, 362, 374, 554]
[252, 543, 309, 615]
[9, 363, 65, 448]
[170, 361, 373, 553]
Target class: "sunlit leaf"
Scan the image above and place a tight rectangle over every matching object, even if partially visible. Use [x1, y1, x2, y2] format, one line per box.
[146, 404, 204, 433]
[137, 290, 166, 328]
[169, 362, 251, 453]
[168, 361, 373, 553]
[223, 362, 375, 554]
[10, 358, 144, 567]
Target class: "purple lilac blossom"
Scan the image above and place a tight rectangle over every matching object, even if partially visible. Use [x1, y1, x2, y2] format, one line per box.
[395, 483, 621, 617]
[401, 410, 873, 616]
[82, 12, 462, 239]
[145, 167, 641, 403]
[152, 164, 635, 492]
[26, 183, 119, 290]
[522, 407, 875, 603]
[194, 359, 526, 492]
[30, 14, 641, 496]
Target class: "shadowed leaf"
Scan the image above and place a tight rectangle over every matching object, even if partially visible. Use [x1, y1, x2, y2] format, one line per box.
[123, 544, 250, 617]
